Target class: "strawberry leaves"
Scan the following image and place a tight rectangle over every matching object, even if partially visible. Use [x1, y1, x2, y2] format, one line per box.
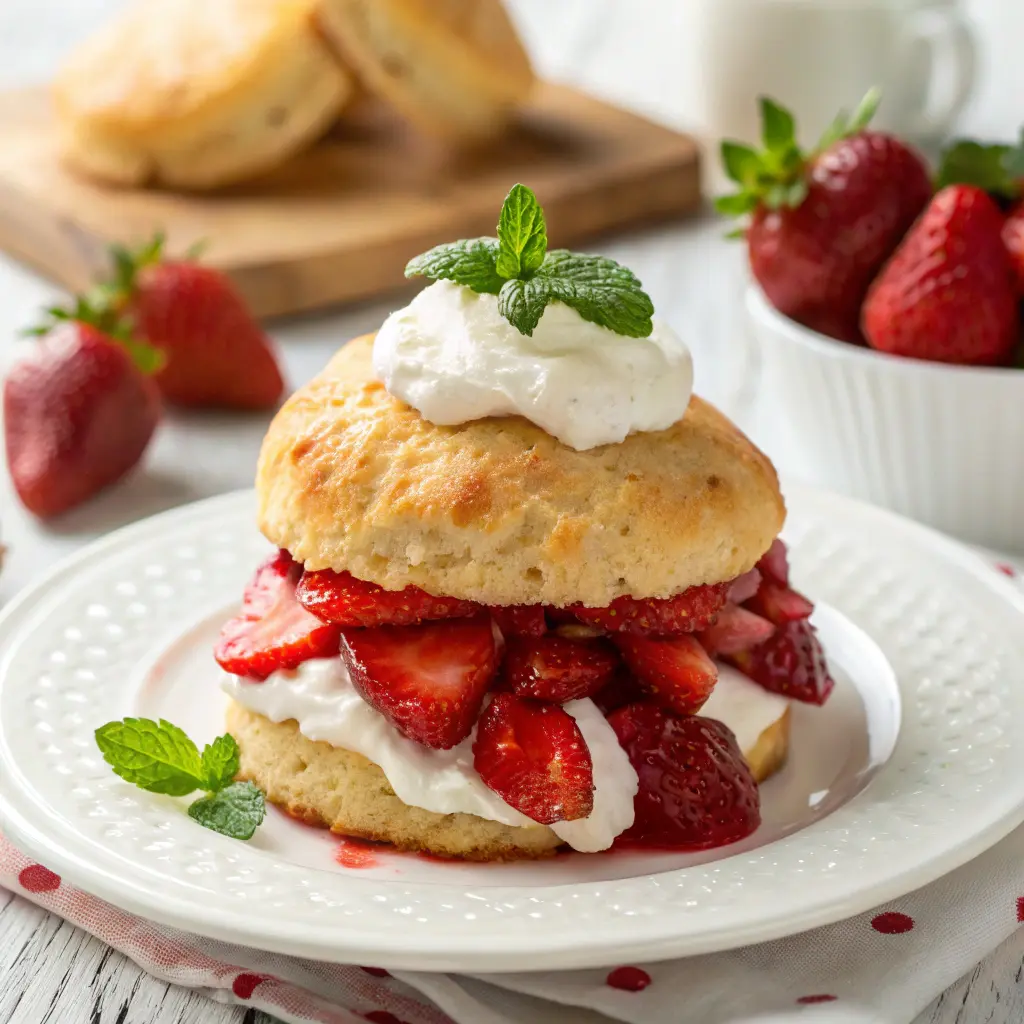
[406, 184, 654, 338]
[716, 89, 881, 219]
[937, 135, 1024, 200]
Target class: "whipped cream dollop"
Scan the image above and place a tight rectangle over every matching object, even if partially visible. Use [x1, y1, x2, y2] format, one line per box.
[222, 657, 638, 853]
[372, 280, 694, 451]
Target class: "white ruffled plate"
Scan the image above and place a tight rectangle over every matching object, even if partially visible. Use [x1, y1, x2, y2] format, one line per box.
[0, 485, 1021, 972]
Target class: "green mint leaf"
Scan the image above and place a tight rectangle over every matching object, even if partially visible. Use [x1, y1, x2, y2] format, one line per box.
[95, 718, 206, 797]
[720, 142, 761, 186]
[497, 278, 549, 336]
[760, 97, 796, 152]
[404, 238, 504, 294]
[496, 183, 547, 279]
[535, 251, 654, 338]
[201, 734, 240, 792]
[188, 782, 266, 840]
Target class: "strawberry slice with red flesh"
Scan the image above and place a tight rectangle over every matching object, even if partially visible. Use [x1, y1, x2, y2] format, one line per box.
[502, 635, 620, 703]
[727, 620, 835, 705]
[745, 581, 814, 626]
[490, 604, 547, 638]
[757, 539, 790, 586]
[340, 615, 497, 749]
[297, 568, 480, 627]
[215, 552, 341, 680]
[697, 603, 776, 657]
[473, 693, 594, 824]
[609, 703, 760, 850]
[613, 634, 718, 715]
[569, 583, 728, 636]
[727, 569, 762, 605]
[591, 671, 646, 717]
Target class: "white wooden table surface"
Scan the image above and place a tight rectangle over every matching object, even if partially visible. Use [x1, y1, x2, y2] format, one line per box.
[2, 2, 1023, 1022]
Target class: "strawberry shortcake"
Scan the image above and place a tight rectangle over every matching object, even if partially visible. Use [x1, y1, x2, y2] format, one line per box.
[215, 185, 835, 861]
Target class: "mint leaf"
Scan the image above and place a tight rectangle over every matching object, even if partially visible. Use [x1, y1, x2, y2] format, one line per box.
[201, 734, 240, 791]
[405, 238, 503, 294]
[188, 782, 266, 841]
[535, 251, 654, 338]
[95, 718, 206, 797]
[498, 278, 549, 336]
[496, 183, 547, 278]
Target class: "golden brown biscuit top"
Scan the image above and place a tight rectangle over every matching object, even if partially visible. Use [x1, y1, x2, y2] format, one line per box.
[257, 335, 785, 607]
[54, 0, 323, 132]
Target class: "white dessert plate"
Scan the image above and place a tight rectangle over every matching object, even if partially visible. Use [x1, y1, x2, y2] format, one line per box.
[1, 485, 1022, 972]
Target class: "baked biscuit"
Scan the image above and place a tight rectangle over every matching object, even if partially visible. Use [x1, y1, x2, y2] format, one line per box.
[256, 334, 786, 608]
[227, 701, 789, 860]
[316, 0, 535, 140]
[54, 0, 353, 190]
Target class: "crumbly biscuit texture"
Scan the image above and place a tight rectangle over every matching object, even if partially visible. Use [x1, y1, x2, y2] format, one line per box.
[227, 701, 789, 860]
[256, 334, 786, 607]
[54, 0, 352, 189]
[316, 0, 535, 139]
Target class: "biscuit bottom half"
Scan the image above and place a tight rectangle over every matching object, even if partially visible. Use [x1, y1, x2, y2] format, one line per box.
[226, 699, 790, 862]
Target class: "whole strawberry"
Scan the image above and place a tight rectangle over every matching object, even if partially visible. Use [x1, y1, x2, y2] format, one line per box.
[5, 314, 161, 517]
[862, 185, 1018, 365]
[718, 91, 932, 343]
[102, 236, 285, 409]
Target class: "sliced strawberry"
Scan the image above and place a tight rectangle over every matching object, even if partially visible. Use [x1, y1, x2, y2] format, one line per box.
[727, 569, 762, 605]
[728, 620, 835, 705]
[215, 553, 341, 680]
[609, 703, 760, 850]
[490, 604, 547, 638]
[591, 671, 646, 717]
[473, 693, 594, 824]
[697, 603, 776, 657]
[745, 581, 814, 626]
[502, 635, 620, 703]
[756, 539, 790, 586]
[297, 568, 480, 627]
[569, 583, 728, 636]
[340, 616, 497, 748]
[613, 634, 718, 715]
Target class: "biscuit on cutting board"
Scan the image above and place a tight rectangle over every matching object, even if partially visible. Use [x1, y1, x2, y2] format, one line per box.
[316, 0, 536, 141]
[54, 0, 354, 190]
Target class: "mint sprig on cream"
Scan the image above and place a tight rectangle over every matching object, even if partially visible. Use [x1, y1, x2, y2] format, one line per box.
[405, 184, 655, 338]
[95, 718, 266, 840]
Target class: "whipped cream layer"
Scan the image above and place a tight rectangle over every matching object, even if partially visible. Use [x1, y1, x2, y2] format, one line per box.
[222, 657, 638, 853]
[223, 658, 787, 853]
[372, 280, 694, 451]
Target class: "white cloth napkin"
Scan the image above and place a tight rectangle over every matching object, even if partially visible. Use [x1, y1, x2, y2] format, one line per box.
[2, 559, 1021, 1024]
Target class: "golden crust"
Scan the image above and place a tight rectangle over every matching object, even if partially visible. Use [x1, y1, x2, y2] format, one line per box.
[227, 701, 789, 861]
[256, 334, 786, 608]
[54, 0, 353, 189]
[316, 0, 535, 140]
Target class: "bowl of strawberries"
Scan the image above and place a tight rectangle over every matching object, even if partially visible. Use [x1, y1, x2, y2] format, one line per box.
[720, 91, 1024, 552]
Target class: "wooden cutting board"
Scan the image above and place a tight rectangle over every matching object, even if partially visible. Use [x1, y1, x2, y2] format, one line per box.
[0, 84, 701, 320]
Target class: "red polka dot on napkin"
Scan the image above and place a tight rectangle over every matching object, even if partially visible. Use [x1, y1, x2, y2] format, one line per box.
[360, 967, 391, 978]
[798, 994, 838, 1004]
[1017, 897, 1024, 922]
[871, 912, 915, 934]
[231, 974, 265, 1000]
[606, 966, 652, 992]
[18, 865, 61, 893]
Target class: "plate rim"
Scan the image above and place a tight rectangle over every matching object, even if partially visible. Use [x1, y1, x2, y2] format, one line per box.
[2, 483, 1023, 972]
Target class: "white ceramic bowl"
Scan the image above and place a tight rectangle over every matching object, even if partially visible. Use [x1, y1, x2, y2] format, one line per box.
[746, 284, 1024, 552]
